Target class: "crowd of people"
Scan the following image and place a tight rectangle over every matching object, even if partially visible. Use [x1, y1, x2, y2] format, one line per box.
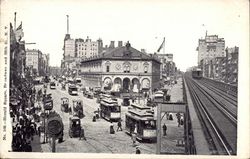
[10, 79, 42, 152]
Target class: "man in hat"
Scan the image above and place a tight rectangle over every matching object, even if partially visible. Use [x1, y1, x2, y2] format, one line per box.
[136, 146, 141, 154]
[162, 123, 167, 136]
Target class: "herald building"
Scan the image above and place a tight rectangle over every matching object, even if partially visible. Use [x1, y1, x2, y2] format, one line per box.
[80, 42, 161, 95]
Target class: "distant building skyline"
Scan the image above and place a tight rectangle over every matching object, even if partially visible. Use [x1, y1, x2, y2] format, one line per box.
[2, 0, 247, 71]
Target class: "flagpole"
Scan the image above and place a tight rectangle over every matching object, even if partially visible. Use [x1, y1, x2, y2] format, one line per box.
[163, 37, 165, 54]
[14, 12, 17, 30]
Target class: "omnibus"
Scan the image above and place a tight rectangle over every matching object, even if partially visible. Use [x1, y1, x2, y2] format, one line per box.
[125, 103, 156, 142]
[100, 98, 121, 121]
[68, 85, 78, 95]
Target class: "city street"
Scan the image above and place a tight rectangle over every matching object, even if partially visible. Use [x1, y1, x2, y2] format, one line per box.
[34, 83, 156, 154]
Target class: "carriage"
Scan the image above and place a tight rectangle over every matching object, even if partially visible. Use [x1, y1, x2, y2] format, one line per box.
[69, 116, 81, 138]
[72, 100, 84, 119]
[61, 97, 69, 113]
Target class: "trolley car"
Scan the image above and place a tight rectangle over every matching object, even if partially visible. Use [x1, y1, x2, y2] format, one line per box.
[100, 98, 121, 121]
[125, 103, 156, 142]
[192, 68, 202, 79]
[97, 93, 113, 103]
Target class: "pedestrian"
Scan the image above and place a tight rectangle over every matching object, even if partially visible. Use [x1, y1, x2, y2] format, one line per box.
[38, 125, 41, 137]
[162, 123, 167, 136]
[92, 115, 96, 122]
[110, 122, 115, 134]
[135, 146, 141, 154]
[68, 107, 72, 115]
[95, 111, 99, 119]
[117, 120, 122, 131]
[131, 133, 136, 147]
[79, 127, 86, 140]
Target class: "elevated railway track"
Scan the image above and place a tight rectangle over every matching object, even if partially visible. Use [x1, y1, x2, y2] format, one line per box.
[184, 74, 237, 155]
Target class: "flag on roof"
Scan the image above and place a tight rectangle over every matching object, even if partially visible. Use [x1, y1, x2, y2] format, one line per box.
[16, 22, 22, 30]
[157, 37, 165, 52]
[15, 22, 24, 41]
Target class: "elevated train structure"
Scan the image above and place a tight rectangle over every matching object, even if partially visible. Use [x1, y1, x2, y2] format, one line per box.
[183, 72, 237, 155]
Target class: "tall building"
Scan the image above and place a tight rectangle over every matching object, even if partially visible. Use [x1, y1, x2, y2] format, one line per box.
[197, 32, 225, 66]
[64, 35, 75, 59]
[75, 37, 99, 60]
[26, 49, 49, 76]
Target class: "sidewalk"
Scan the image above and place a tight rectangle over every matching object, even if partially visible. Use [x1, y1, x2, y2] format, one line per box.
[160, 77, 185, 154]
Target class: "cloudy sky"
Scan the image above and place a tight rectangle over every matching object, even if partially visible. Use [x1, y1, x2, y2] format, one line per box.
[2, 0, 249, 71]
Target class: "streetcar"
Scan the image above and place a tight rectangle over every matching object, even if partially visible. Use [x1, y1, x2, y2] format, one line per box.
[68, 84, 78, 95]
[100, 98, 121, 121]
[125, 103, 156, 142]
[192, 68, 203, 79]
[97, 93, 112, 103]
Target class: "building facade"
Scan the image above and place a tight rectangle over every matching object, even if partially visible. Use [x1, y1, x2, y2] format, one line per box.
[80, 42, 161, 95]
[201, 46, 239, 85]
[63, 34, 75, 59]
[26, 49, 49, 76]
[157, 53, 176, 83]
[197, 33, 225, 66]
[75, 37, 99, 60]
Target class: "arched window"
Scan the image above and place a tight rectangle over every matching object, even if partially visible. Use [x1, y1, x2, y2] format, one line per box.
[123, 62, 131, 73]
[144, 66, 148, 73]
[106, 65, 110, 72]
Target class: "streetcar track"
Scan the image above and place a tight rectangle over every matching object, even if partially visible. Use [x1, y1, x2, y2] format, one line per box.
[84, 136, 114, 153]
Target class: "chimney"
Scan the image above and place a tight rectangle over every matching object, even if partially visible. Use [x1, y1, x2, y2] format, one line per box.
[141, 49, 146, 53]
[118, 41, 123, 47]
[109, 41, 115, 48]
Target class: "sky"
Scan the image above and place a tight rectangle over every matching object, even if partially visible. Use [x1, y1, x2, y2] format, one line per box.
[1, 0, 249, 71]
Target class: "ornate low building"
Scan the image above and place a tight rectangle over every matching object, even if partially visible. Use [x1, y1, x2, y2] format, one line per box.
[80, 42, 161, 95]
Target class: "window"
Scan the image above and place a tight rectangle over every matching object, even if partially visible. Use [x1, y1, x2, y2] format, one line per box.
[124, 65, 130, 73]
[106, 65, 110, 72]
[144, 66, 148, 73]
